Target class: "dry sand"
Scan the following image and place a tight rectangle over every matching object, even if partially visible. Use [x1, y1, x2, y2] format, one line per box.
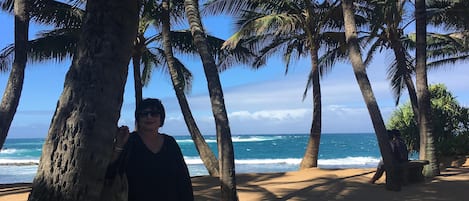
[1, 159, 468, 201]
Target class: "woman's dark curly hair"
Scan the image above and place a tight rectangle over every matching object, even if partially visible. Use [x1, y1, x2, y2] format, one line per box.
[135, 98, 166, 127]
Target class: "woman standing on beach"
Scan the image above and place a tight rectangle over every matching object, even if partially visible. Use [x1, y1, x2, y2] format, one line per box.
[109, 98, 194, 201]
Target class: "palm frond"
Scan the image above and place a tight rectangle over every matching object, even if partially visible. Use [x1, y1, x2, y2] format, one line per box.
[318, 41, 349, 75]
[254, 34, 305, 69]
[31, 0, 84, 28]
[202, 0, 264, 16]
[141, 47, 166, 86]
[387, 59, 406, 106]
[427, 55, 469, 69]
[172, 57, 193, 93]
[27, 28, 79, 63]
[427, 0, 469, 30]
[0, 0, 14, 12]
[0, 44, 14, 72]
[426, 32, 469, 64]
[225, 11, 303, 49]
[0, 27, 79, 70]
[302, 69, 313, 100]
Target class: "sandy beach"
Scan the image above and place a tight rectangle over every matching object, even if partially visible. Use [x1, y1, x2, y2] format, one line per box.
[1, 159, 468, 201]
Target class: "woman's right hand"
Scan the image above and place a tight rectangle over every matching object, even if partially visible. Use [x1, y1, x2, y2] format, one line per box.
[114, 126, 130, 150]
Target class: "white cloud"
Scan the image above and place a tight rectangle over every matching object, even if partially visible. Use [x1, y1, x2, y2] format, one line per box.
[229, 109, 310, 121]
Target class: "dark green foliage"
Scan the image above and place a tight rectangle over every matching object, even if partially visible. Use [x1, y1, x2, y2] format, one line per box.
[388, 84, 469, 157]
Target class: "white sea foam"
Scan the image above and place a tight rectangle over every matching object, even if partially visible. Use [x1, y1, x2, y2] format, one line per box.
[0, 165, 38, 184]
[0, 159, 39, 166]
[184, 156, 380, 169]
[0, 148, 18, 154]
[318, 156, 381, 169]
[231, 136, 282, 142]
[177, 136, 281, 144]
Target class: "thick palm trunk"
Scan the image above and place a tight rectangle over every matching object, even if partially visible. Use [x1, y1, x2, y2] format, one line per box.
[161, 0, 219, 177]
[342, 0, 399, 190]
[415, 0, 439, 177]
[0, 0, 29, 150]
[300, 46, 321, 169]
[27, 1, 139, 201]
[184, 0, 238, 200]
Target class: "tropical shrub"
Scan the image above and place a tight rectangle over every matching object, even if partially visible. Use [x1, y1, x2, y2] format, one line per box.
[387, 84, 469, 158]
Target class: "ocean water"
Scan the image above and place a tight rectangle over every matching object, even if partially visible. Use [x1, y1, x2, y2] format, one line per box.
[0, 133, 387, 184]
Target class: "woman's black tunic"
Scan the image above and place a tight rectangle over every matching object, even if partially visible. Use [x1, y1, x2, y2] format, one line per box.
[125, 134, 193, 201]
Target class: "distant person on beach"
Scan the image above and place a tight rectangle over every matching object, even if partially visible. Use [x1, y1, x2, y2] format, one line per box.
[369, 129, 409, 184]
[108, 98, 194, 201]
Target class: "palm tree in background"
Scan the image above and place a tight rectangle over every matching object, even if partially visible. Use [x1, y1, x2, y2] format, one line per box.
[184, 0, 238, 200]
[362, 0, 420, 122]
[204, 0, 359, 169]
[415, 0, 439, 177]
[0, 0, 29, 151]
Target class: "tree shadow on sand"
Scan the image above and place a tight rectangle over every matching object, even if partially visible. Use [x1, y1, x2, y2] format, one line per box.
[193, 167, 469, 201]
[0, 183, 32, 197]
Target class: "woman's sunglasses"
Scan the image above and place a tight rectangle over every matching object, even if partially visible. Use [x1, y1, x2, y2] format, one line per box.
[138, 111, 160, 117]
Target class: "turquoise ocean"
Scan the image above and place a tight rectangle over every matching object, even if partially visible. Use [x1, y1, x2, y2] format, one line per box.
[0, 133, 406, 184]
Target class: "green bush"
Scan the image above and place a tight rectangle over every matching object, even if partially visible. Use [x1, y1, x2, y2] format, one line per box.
[387, 84, 469, 158]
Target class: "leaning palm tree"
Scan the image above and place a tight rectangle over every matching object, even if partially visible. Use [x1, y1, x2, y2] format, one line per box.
[159, 0, 221, 176]
[184, 0, 238, 200]
[204, 0, 356, 169]
[415, 0, 439, 177]
[0, 0, 29, 151]
[341, 0, 400, 190]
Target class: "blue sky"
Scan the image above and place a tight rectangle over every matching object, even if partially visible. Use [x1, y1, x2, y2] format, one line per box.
[1, 11, 468, 138]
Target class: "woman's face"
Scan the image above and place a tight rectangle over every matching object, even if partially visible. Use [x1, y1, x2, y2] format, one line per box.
[137, 108, 162, 131]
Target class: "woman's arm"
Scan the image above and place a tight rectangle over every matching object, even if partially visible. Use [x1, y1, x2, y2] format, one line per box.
[105, 126, 131, 179]
[110, 126, 130, 162]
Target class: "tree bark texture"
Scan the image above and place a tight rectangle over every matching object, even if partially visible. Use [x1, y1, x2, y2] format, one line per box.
[27, 0, 139, 201]
[415, 0, 439, 177]
[132, 54, 143, 109]
[300, 45, 322, 169]
[184, 0, 238, 200]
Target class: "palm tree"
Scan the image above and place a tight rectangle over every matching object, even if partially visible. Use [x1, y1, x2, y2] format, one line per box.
[0, 0, 29, 151]
[415, 0, 439, 177]
[204, 0, 354, 169]
[363, 0, 420, 122]
[341, 0, 400, 191]
[27, 0, 139, 200]
[184, 0, 238, 200]
[160, 0, 220, 176]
